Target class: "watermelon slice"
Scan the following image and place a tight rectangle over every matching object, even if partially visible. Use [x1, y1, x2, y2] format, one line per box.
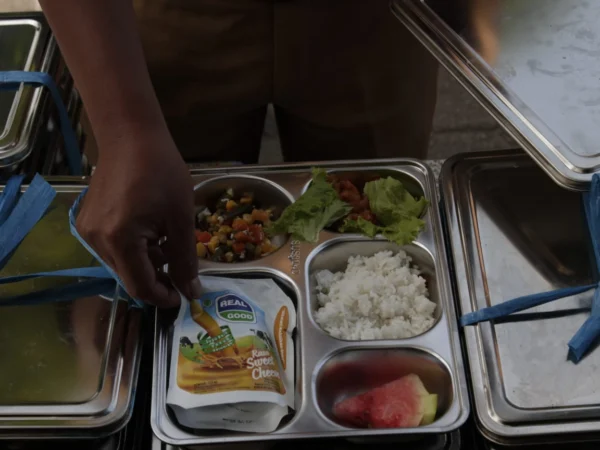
[333, 374, 438, 428]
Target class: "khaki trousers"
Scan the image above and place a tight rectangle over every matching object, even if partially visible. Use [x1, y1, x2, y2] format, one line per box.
[134, 0, 438, 163]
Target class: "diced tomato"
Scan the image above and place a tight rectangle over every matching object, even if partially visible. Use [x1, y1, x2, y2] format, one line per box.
[340, 189, 361, 204]
[195, 230, 212, 243]
[248, 224, 265, 244]
[232, 242, 246, 254]
[360, 210, 377, 224]
[232, 218, 249, 231]
[234, 231, 250, 243]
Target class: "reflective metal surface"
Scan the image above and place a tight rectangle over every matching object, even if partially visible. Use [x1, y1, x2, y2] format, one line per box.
[151, 159, 469, 446]
[0, 17, 49, 169]
[441, 150, 600, 443]
[0, 180, 143, 438]
[392, 0, 600, 190]
[150, 428, 461, 450]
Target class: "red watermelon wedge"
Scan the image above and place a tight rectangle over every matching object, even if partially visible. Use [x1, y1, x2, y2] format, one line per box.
[333, 374, 438, 428]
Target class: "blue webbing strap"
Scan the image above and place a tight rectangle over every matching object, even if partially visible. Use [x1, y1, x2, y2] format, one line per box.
[0, 175, 142, 308]
[0, 174, 56, 269]
[0, 71, 82, 175]
[568, 176, 600, 361]
[0, 175, 25, 224]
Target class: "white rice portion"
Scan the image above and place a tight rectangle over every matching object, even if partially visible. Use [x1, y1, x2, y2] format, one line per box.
[314, 250, 436, 340]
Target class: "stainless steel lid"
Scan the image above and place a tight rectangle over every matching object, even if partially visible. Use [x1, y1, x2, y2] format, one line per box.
[441, 150, 600, 443]
[0, 16, 52, 169]
[0, 180, 143, 439]
[392, 0, 600, 191]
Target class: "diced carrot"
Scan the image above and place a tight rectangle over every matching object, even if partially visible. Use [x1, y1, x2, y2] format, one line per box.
[225, 200, 237, 211]
[251, 209, 270, 223]
[232, 218, 249, 231]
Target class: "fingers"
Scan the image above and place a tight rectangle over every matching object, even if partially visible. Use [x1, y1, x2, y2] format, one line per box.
[163, 211, 201, 301]
[111, 240, 181, 308]
[77, 214, 180, 308]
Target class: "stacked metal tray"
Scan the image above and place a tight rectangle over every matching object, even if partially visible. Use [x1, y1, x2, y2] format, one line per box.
[0, 179, 143, 440]
[151, 159, 469, 447]
[0, 14, 87, 180]
[441, 150, 600, 446]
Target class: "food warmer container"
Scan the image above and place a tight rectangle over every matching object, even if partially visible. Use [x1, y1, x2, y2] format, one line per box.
[392, 0, 600, 191]
[440, 150, 600, 446]
[0, 177, 144, 444]
[0, 13, 87, 180]
[150, 159, 470, 448]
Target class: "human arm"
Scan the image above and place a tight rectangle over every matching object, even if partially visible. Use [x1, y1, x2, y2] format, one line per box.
[39, 0, 200, 307]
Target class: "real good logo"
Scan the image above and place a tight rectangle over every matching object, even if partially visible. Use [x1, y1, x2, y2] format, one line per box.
[216, 293, 256, 323]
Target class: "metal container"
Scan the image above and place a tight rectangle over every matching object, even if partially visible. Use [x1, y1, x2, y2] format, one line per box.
[151, 159, 469, 447]
[392, 0, 600, 191]
[0, 14, 86, 179]
[151, 429, 462, 450]
[440, 150, 600, 445]
[0, 178, 144, 439]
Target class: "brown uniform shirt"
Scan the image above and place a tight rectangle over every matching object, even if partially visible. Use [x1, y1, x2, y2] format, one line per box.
[133, 0, 438, 163]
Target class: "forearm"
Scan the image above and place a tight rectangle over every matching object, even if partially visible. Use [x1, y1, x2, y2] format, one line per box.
[39, 0, 166, 152]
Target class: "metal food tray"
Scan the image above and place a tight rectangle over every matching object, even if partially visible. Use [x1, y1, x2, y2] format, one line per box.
[392, 0, 600, 191]
[0, 179, 144, 440]
[151, 159, 469, 446]
[440, 150, 600, 445]
[151, 428, 462, 450]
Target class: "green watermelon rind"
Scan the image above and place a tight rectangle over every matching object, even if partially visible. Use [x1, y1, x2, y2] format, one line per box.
[333, 373, 438, 429]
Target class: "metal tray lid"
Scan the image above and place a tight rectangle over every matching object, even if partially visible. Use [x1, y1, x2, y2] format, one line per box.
[0, 180, 143, 438]
[392, 0, 600, 191]
[0, 16, 52, 169]
[440, 150, 600, 441]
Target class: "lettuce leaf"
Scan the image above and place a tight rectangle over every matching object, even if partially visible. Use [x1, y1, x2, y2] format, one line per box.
[267, 168, 352, 242]
[363, 177, 428, 223]
[340, 216, 425, 246]
[339, 177, 428, 246]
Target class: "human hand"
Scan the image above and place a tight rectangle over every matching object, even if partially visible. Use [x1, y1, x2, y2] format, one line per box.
[76, 129, 200, 308]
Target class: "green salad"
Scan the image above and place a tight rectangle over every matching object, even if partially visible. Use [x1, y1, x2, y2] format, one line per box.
[267, 168, 428, 245]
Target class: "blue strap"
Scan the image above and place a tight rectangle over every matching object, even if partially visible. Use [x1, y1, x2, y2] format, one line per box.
[460, 284, 597, 326]
[0, 174, 25, 224]
[461, 173, 600, 363]
[0, 71, 82, 175]
[0, 175, 141, 308]
[0, 174, 56, 269]
[567, 175, 600, 361]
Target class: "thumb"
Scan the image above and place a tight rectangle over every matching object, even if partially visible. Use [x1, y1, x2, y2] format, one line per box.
[163, 214, 201, 300]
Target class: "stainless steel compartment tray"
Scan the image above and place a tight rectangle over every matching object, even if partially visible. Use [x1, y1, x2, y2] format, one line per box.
[441, 150, 600, 443]
[151, 159, 469, 446]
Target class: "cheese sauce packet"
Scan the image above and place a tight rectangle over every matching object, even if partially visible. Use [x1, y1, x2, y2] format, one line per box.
[167, 276, 296, 433]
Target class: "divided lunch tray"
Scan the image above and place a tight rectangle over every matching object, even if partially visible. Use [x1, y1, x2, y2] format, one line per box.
[151, 159, 469, 446]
